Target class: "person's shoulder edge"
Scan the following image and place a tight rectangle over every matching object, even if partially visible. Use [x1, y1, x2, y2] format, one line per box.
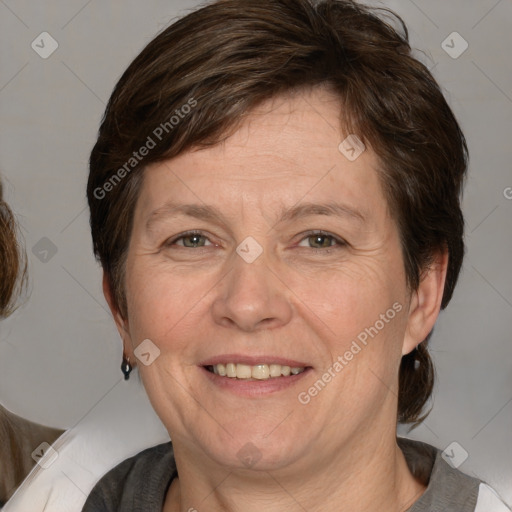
[82, 441, 174, 511]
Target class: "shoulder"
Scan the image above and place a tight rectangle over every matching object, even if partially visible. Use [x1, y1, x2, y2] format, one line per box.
[81, 442, 176, 512]
[0, 405, 63, 505]
[398, 437, 510, 512]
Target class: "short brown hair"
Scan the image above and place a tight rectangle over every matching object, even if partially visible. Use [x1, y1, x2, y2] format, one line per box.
[0, 178, 27, 319]
[87, 0, 468, 424]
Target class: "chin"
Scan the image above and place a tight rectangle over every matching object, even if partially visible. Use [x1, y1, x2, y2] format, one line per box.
[198, 420, 307, 471]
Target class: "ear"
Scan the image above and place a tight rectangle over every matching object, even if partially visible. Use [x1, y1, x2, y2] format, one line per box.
[402, 250, 449, 355]
[102, 271, 134, 360]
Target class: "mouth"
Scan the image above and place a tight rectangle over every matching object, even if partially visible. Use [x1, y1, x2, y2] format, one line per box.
[205, 363, 307, 381]
[199, 355, 312, 394]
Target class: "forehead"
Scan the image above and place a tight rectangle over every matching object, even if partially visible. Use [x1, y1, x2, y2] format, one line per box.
[137, 86, 388, 224]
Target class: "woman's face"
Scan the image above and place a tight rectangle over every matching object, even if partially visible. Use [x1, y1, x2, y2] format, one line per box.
[114, 86, 423, 472]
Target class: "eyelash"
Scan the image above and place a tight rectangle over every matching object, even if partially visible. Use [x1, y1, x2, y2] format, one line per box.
[165, 230, 347, 253]
[297, 230, 347, 252]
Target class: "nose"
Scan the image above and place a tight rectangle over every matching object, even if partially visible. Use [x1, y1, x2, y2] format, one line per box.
[210, 250, 293, 332]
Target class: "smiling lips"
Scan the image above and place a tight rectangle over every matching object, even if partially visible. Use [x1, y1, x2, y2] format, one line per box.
[207, 363, 306, 380]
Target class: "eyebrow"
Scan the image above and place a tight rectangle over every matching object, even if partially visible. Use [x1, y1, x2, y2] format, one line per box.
[146, 200, 367, 232]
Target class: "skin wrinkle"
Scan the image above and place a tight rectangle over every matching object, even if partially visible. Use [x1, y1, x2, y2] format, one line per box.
[103, 87, 447, 512]
[145, 200, 369, 237]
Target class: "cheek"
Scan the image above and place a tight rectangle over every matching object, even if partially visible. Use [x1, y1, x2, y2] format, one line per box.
[288, 257, 408, 395]
[291, 256, 405, 334]
[124, 261, 217, 350]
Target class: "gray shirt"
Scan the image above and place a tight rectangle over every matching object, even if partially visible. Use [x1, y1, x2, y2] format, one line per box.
[81, 437, 499, 511]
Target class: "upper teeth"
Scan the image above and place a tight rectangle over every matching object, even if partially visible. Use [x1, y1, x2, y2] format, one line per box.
[211, 363, 305, 380]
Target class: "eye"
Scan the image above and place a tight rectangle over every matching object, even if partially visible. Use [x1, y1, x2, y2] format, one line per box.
[166, 231, 214, 248]
[297, 231, 346, 250]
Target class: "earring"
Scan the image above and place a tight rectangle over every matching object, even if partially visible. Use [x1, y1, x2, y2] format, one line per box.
[414, 345, 420, 370]
[121, 354, 132, 380]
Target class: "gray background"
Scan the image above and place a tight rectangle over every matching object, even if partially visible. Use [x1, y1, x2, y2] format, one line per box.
[0, 0, 511, 504]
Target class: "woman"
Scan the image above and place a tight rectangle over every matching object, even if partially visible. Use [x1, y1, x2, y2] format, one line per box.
[0, 178, 63, 506]
[83, 0, 509, 510]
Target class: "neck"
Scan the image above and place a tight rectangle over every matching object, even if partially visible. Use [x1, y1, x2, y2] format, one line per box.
[164, 426, 426, 512]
